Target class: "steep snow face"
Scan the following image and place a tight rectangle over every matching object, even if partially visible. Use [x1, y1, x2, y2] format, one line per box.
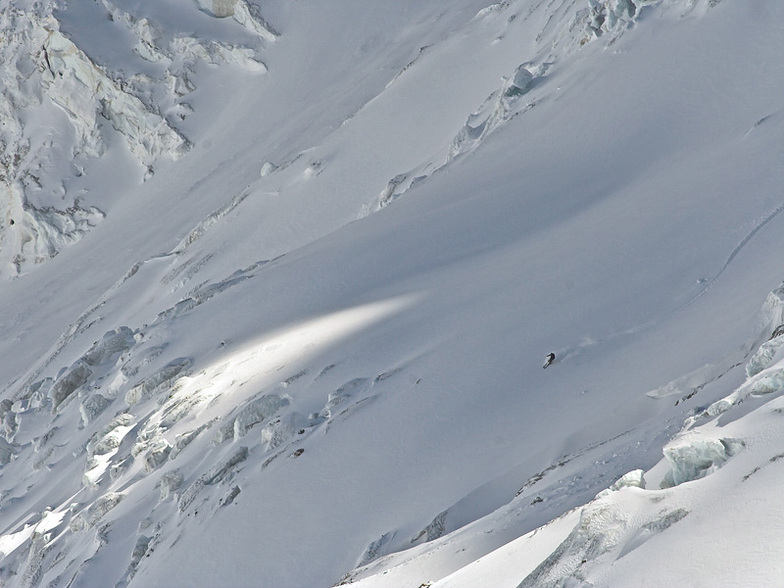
[1, 0, 784, 587]
[345, 283, 784, 588]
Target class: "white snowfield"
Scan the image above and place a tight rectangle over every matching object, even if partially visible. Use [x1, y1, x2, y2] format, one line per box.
[1, 0, 784, 586]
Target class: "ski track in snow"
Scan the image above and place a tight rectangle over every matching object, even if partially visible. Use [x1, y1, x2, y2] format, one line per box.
[561, 199, 784, 362]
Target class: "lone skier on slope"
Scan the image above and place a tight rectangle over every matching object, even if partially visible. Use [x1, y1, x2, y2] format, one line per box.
[543, 352, 555, 369]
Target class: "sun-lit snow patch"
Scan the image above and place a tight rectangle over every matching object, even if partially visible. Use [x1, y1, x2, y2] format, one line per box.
[83, 415, 136, 487]
[0, 523, 36, 559]
[124, 357, 192, 406]
[160, 294, 417, 414]
[122, 294, 418, 482]
[34, 508, 68, 537]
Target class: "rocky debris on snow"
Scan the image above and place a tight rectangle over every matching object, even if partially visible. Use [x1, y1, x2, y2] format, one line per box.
[219, 485, 241, 506]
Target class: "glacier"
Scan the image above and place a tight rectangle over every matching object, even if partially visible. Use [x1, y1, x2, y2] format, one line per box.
[1, 0, 784, 587]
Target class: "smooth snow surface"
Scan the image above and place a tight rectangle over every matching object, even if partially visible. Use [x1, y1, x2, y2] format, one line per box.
[2, 0, 784, 586]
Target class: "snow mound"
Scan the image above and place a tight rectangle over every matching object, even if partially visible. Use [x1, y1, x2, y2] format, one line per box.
[260, 411, 310, 451]
[706, 362, 784, 419]
[178, 446, 249, 512]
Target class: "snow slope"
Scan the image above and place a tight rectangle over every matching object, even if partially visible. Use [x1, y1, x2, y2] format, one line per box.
[1, 0, 784, 586]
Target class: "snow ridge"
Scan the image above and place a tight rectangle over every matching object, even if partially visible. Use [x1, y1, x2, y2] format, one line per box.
[375, 0, 663, 211]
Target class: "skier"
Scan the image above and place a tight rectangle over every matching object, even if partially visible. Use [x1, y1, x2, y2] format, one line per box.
[543, 352, 555, 369]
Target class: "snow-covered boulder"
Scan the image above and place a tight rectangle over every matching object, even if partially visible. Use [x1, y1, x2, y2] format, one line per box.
[596, 469, 646, 499]
[143, 439, 173, 472]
